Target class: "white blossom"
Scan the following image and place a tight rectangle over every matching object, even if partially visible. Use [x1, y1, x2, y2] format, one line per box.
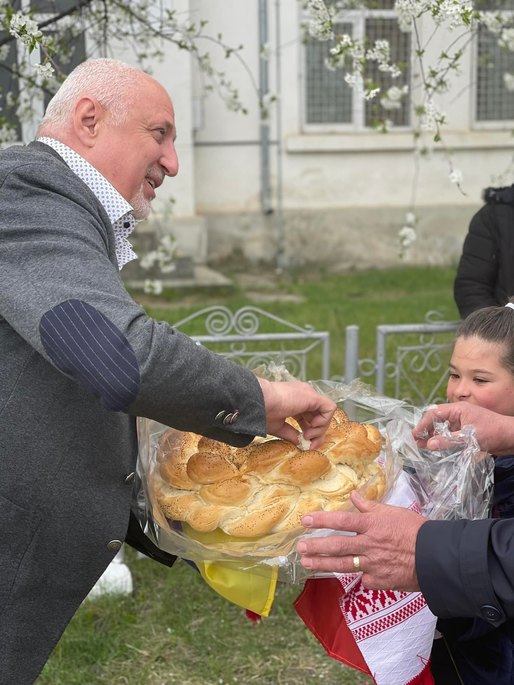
[365, 40, 402, 78]
[140, 234, 177, 275]
[0, 125, 18, 144]
[395, 0, 426, 32]
[419, 100, 446, 131]
[504, 72, 514, 91]
[381, 84, 409, 110]
[305, 0, 334, 41]
[499, 27, 514, 52]
[140, 252, 156, 270]
[6, 91, 16, 108]
[398, 211, 417, 257]
[364, 87, 380, 100]
[33, 62, 55, 80]
[143, 279, 163, 296]
[479, 10, 508, 34]
[399, 226, 417, 246]
[344, 72, 363, 89]
[449, 168, 463, 184]
[431, 0, 474, 30]
[9, 12, 42, 48]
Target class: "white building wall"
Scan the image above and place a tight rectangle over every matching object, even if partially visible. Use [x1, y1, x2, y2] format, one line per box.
[190, 0, 265, 213]
[141, 1, 514, 269]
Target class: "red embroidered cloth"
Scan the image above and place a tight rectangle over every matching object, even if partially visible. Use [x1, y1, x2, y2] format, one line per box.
[294, 473, 437, 685]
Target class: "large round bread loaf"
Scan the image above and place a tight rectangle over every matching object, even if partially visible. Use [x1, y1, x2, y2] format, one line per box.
[154, 408, 385, 538]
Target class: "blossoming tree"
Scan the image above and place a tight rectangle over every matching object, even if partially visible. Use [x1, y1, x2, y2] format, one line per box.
[304, 0, 514, 253]
[2, 0, 514, 259]
[0, 0, 248, 143]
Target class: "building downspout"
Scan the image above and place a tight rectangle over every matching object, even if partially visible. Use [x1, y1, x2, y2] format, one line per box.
[258, 0, 272, 215]
[274, 0, 286, 270]
[259, 0, 286, 270]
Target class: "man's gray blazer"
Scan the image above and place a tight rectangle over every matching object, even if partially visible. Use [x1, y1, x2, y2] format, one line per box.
[0, 142, 266, 684]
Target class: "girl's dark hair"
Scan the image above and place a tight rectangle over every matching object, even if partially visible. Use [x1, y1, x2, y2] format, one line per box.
[456, 300, 514, 376]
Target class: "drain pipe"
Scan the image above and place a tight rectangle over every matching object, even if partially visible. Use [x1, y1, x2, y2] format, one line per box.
[274, 0, 286, 271]
[258, 0, 272, 215]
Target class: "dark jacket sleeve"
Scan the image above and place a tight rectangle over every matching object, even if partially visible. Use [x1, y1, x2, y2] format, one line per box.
[416, 518, 514, 626]
[454, 206, 500, 318]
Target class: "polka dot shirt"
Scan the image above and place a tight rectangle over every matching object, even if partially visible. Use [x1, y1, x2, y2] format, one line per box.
[37, 137, 137, 270]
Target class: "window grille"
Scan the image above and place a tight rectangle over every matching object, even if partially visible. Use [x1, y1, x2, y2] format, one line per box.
[474, 0, 514, 126]
[303, 4, 411, 130]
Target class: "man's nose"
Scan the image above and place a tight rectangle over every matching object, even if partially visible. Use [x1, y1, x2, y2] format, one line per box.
[161, 140, 179, 177]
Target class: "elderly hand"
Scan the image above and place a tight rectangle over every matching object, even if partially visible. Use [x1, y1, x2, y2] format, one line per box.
[413, 401, 514, 456]
[257, 378, 336, 450]
[297, 490, 427, 592]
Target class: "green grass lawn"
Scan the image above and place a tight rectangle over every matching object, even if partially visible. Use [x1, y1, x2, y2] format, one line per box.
[39, 551, 372, 685]
[38, 264, 459, 684]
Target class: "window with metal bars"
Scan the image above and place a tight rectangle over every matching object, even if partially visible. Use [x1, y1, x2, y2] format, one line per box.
[474, 0, 514, 125]
[303, 3, 411, 130]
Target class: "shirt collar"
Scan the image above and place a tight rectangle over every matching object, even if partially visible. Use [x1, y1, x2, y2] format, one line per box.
[37, 136, 137, 269]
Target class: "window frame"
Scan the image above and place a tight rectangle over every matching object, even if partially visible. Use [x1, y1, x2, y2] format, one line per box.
[471, 9, 514, 130]
[300, 7, 413, 133]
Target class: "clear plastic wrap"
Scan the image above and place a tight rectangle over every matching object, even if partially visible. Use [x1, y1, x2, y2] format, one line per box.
[389, 417, 494, 522]
[134, 379, 494, 588]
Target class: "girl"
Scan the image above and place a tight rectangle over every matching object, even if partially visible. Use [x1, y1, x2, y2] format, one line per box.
[431, 300, 514, 684]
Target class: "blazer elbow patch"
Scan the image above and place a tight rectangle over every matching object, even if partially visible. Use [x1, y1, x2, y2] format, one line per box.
[39, 299, 140, 411]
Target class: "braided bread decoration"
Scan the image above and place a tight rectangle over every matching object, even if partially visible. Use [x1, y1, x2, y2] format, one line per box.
[154, 408, 385, 539]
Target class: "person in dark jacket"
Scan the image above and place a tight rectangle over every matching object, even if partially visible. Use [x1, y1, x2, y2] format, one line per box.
[454, 185, 514, 319]
[431, 302, 514, 684]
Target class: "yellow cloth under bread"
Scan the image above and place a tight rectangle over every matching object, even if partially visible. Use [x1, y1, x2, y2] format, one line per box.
[183, 523, 278, 616]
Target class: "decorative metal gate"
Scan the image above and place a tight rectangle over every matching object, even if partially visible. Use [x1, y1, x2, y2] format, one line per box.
[344, 312, 459, 406]
[172, 305, 331, 381]
[171, 305, 459, 406]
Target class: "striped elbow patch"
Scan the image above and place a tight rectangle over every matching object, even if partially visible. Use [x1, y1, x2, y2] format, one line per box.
[39, 299, 140, 411]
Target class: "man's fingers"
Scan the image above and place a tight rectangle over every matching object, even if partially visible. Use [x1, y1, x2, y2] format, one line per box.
[301, 499, 378, 533]
[308, 407, 337, 427]
[297, 533, 361, 558]
[302, 424, 331, 450]
[350, 490, 376, 513]
[294, 407, 335, 434]
[300, 508, 369, 535]
[299, 554, 360, 574]
[270, 422, 301, 445]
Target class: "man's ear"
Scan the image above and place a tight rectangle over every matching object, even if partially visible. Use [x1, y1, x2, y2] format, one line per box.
[73, 96, 105, 147]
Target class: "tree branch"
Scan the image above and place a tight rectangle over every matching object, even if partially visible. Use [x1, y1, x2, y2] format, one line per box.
[0, 0, 95, 48]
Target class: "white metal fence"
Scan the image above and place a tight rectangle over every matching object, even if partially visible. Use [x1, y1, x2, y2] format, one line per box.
[172, 305, 331, 381]
[172, 305, 459, 407]
[344, 312, 459, 406]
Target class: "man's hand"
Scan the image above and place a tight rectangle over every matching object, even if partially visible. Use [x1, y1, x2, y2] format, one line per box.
[257, 378, 336, 450]
[413, 402, 514, 456]
[297, 491, 426, 592]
